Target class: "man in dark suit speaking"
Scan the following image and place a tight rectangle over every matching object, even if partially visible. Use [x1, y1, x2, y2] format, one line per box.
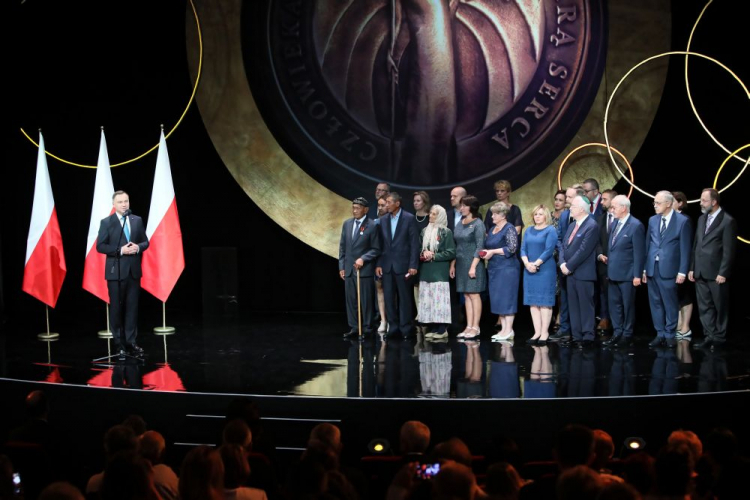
[97, 190, 149, 359]
[690, 188, 737, 349]
[339, 196, 382, 339]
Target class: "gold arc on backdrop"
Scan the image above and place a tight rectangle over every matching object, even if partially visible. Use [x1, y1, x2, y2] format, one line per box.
[19, 0, 204, 169]
[712, 144, 750, 244]
[557, 143, 634, 198]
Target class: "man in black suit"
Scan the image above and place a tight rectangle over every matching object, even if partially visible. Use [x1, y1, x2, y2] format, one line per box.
[559, 196, 600, 348]
[376, 192, 420, 339]
[97, 190, 149, 359]
[690, 188, 737, 349]
[447, 186, 466, 232]
[601, 196, 645, 348]
[339, 197, 382, 339]
[595, 189, 617, 333]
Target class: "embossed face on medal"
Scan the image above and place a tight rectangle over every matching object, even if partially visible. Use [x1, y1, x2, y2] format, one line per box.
[244, 0, 607, 199]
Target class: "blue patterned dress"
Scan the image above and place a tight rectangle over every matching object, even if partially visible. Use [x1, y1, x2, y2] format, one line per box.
[485, 223, 520, 315]
[520, 225, 558, 306]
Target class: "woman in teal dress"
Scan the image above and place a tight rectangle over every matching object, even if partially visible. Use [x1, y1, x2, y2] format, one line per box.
[417, 205, 456, 340]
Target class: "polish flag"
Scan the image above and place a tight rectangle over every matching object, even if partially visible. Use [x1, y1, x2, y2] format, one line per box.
[142, 129, 184, 302]
[22, 132, 67, 308]
[82, 129, 115, 303]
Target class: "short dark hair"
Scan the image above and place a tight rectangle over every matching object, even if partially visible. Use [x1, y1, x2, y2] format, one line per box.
[702, 188, 720, 205]
[583, 178, 600, 191]
[112, 190, 128, 201]
[387, 192, 402, 204]
[672, 191, 687, 207]
[602, 189, 617, 197]
[555, 189, 567, 198]
[459, 195, 480, 217]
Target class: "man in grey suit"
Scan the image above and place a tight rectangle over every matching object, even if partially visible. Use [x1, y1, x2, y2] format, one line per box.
[601, 196, 645, 348]
[644, 191, 692, 348]
[376, 192, 420, 339]
[690, 188, 737, 349]
[559, 196, 600, 348]
[339, 197, 382, 339]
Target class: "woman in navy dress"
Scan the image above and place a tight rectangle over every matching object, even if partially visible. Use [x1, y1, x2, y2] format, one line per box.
[482, 202, 519, 342]
[451, 195, 486, 339]
[520, 205, 558, 344]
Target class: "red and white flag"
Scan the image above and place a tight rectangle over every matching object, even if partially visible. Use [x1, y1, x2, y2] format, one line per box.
[82, 129, 115, 302]
[23, 132, 67, 308]
[142, 129, 185, 302]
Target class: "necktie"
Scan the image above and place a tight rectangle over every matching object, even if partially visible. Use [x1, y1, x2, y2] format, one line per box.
[590, 202, 595, 214]
[391, 214, 397, 239]
[612, 221, 623, 245]
[705, 215, 713, 234]
[122, 216, 131, 242]
[660, 216, 667, 235]
[353, 219, 361, 239]
[607, 213, 613, 232]
[567, 222, 579, 245]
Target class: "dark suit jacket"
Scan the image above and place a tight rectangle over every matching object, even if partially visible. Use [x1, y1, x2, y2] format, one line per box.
[607, 215, 646, 282]
[690, 210, 737, 279]
[595, 212, 615, 277]
[447, 208, 462, 233]
[96, 213, 149, 280]
[645, 211, 692, 278]
[559, 216, 599, 281]
[556, 209, 572, 254]
[339, 215, 381, 278]
[377, 210, 420, 274]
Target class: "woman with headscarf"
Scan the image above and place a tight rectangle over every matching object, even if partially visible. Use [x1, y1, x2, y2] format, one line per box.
[417, 205, 456, 340]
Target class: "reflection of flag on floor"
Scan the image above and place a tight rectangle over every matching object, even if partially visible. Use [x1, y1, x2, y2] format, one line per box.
[22, 132, 66, 308]
[143, 363, 186, 391]
[87, 367, 113, 388]
[142, 130, 185, 302]
[82, 130, 115, 303]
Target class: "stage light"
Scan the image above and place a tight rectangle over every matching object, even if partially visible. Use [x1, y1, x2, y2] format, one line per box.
[624, 437, 646, 451]
[368, 438, 391, 455]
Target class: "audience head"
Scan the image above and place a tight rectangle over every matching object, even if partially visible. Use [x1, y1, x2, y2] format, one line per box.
[653, 191, 674, 215]
[654, 445, 693, 497]
[104, 425, 138, 460]
[556, 464, 603, 500]
[672, 191, 687, 213]
[226, 398, 263, 439]
[531, 204, 552, 226]
[386, 192, 403, 214]
[601, 189, 617, 210]
[494, 180, 512, 202]
[486, 436, 521, 469]
[222, 419, 252, 451]
[484, 462, 525, 499]
[554, 424, 595, 469]
[596, 481, 641, 500]
[121, 415, 147, 437]
[459, 195, 480, 219]
[413, 191, 431, 214]
[375, 182, 391, 199]
[554, 190, 567, 211]
[399, 421, 431, 455]
[25, 390, 50, 420]
[179, 446, 224, 500]
[309, 423, 342, 454]
[39, 482, 85, 500]
[592, 430, 615, 471]
[611, 195, 631, 219]
[302, 439, 340, 472]
[433, 438, 472, 467]
[450, 186, 467, 208]
[703, 427, 738, 465]
[583, 178, 600, 202]
[700, 187, 720, 214]
[621, 452, 655, 496]
[138, 431, 166, 465]
[101, 450, 159, 500]
[219, 444, 250, 489]
[434, 461, 477, 500]
[667, 429, 702, 465]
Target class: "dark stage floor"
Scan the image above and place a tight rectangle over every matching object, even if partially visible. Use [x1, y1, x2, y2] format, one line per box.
[2, 313, 749, 399]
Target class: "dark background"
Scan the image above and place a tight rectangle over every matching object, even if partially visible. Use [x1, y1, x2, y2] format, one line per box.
[1, 0, 748, 336]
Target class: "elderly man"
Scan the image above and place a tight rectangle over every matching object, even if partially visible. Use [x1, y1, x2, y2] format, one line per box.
[339, 197, 382, 339]
[559, 196, 600, 348]
[601, 196, 645, 348]
[690, 188, 737, 349]
[644, 191, 692, 348]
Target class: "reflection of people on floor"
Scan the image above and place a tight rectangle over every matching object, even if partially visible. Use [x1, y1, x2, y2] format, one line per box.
[457, 341, 484, 398]
[649, 348, 679, 395]
[384, 340, 421, 398]
[607, 349, 634, 397]
[565, 349, 595, 398]
[418, 340, 452, 397]
[697, 349, 727, 394]
[112, 360, 143, 389]
[524, 346, 556, 399]
[347, 339, 377, 397]
[489, 342, 519, 399]
[675, 339, 694, 381]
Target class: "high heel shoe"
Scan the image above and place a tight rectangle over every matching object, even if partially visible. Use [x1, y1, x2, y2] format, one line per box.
[526, 336, 541, 345]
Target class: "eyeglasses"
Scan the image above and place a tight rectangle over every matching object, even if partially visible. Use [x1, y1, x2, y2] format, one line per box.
[653, 201, 666, 206]
[584, 189, 596, 193]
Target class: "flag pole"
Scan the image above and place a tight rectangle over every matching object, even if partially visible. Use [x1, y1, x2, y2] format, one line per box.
[154, 301, 175, 352]
[97, 304, 113, 355]
[38, 304, 59, 340]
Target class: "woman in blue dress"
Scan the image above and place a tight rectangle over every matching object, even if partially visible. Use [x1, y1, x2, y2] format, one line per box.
[520, 205, 558, 344]
[482, 202, 520, 342]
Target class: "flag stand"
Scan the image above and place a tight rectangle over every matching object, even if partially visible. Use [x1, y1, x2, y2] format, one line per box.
[37, 305, 60, 341]
[154, 302, 175, 351]
[97, 304, 113, 357]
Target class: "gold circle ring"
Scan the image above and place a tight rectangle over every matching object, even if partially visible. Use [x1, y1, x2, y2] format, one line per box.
[19, 0, 204, 169]
[557, 142, 634, 198]
[604, 51, 750, 202]
[712, 143, 750, 244]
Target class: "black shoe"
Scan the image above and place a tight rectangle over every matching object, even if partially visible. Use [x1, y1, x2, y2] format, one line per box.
[384, 330, 401, 340]
[580, 340, 595, 349]
[602, 335, 621, 347]
[694, 338, 725, 349]
[343, 330, 358, 339]
[560, 339, 577, 348]
[117, 349, 127, 361]
[549, 331, 571, 342]
[614, 336, 633, 348]
[665, 337, 677, 348]
[648, 337, 664, 348]
[129, 344, 145, 357]
[526, 337, 540, 345]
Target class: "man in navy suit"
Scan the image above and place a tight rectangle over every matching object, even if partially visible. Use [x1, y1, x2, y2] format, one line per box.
[559, 196, 600, 347]
[376, 192, 420, 339]
[690, 188, 737, 349]
[601, 196, 645, 347]
[97, 190, 149, 359]
[644, 191, 693, 348]
[339, 197, 382, 339]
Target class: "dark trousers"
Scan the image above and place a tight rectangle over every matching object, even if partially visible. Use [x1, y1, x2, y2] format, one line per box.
[345, 273, 375, 332]
[695, 278, 730, 341]
[647, 261, 679, 338]
[567, 276, 595, 341]
[558, 272, 571, 333]
[383, 271, 415, 335]
[597, 276, 609, 320]
[608, 280, 636, 337]
[108, 276, 140, 349]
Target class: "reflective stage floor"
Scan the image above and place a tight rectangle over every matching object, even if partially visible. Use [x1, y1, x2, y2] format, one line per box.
[2, 313, 749, 399]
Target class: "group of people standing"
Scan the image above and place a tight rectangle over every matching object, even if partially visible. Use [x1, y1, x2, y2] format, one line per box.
[338, 179, 737, 350]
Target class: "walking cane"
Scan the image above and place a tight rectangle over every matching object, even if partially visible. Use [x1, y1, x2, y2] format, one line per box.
[356, 268, 362, 339]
